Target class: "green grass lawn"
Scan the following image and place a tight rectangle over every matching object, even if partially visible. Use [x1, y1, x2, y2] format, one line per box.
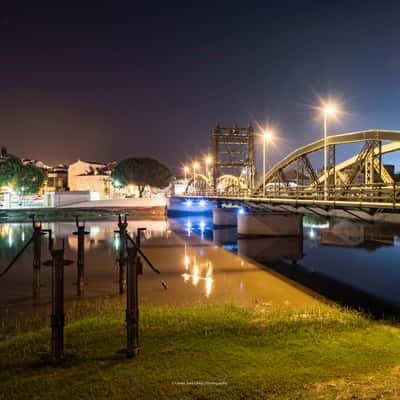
[1, 303, 400, 399]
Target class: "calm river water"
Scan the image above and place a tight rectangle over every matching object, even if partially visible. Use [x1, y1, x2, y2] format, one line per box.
[1, 214, 400, 324]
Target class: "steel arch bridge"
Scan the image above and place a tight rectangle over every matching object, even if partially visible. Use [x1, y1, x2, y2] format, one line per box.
[254, 130, 400, 200]
[185, 173, 249, 195]
[178, 130, 400, 217]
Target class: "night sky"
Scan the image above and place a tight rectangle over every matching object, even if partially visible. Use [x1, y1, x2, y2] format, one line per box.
[1, 1, 400, 172]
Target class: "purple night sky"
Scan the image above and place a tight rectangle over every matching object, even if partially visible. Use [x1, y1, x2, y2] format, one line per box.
[1, 1, 400, 172]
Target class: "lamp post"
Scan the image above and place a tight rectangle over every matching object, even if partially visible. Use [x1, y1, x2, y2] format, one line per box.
[323, 105, 336, 200]
[113, 179, 122, 198]
[263, 131, 273, 197]
[193, 162, 198, 195]
[205, 156, 212, 188]
[184, 166, 189, 182]
[21, 186, 25, 208]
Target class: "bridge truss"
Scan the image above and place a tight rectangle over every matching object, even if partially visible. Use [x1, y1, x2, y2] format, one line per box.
[183, 129, 400, 212]
[253, 130, 400, 203]
[211, 124, 255, 193]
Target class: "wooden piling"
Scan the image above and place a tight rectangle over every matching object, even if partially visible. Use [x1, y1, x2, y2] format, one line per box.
[126, 246, 139, 358]
[74, 218, 89, 296]
[32, 224, 42, 297]
[117, 215, 128, 294]
[50, 247, 65, 361]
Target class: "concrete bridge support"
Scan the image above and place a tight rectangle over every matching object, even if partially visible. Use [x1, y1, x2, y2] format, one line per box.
[213, 227, 237, 246]
[213, 207, 237, 227]
[237, 236, 303, 262]
[237, 212, 303, 237]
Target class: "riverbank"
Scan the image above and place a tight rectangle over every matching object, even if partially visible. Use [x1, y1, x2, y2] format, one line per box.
[0, 206, 166, 222]
[0, 197, 167, 222]
[1, 302, 400, 399]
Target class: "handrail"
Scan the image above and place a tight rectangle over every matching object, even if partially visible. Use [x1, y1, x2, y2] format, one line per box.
[179, 182, 400, 205]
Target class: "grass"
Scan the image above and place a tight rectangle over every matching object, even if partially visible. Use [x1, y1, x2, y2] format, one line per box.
[1, 302, 400, 399]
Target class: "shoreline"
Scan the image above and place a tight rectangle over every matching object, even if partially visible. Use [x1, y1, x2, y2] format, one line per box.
[0, 206, 167, 222]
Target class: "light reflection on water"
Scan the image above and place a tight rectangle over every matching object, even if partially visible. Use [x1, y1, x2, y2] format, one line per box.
[3, 213, 400, 318]
[181, 258, 214, 298]
[1, 214, 324, 323]
[173, 214, 400, 313]
[0, 219, 171, 311]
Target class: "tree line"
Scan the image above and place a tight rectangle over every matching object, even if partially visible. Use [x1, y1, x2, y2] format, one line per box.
[0, 156, 45, 194]
[0, 156, 173, 196]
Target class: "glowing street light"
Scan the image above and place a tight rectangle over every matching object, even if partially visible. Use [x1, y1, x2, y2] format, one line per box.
[183, 166, 189, 181]
[21, 186, 25, 207]
[205, 155, 212, 171]
[193, 162, 199, 194]
[205, 156, 212, 185]
[322, 103, 337, 200]
[262, 130, 273, 197]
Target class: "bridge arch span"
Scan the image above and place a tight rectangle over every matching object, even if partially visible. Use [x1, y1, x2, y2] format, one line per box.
[185, 173, 209, 194]
[256, 130, 400, 193]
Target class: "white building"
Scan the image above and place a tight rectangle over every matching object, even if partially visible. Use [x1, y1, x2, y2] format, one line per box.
[68, 160, 113, 200]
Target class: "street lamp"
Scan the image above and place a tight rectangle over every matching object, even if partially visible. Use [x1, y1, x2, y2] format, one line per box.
[183, 166, 189, 182]
[322, 104, 336, 200]
[205, 156, 212, 186]
[193, 162, 199, 194]
[21, 186, 25, 207]
[262, 131, 273, 197]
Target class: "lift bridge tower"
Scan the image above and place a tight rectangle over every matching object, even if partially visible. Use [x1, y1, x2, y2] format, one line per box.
[211, 123, 256, 192]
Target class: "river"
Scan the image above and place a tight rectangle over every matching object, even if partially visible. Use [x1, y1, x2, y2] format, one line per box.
[1, 214, 399, 329]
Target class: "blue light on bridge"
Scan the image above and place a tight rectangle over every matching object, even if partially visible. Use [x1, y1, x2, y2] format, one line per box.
[238, 207, 245, 215]
[185, 199, 193, 207]
[199, 220, 206, 231]
[223, 244, 238, 251]
[199, 199, 206, 207]
[186, 219, 192, 236]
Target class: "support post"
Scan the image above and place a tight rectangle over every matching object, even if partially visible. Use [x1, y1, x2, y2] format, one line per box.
[248, 124, 255, 192]
[32, 223, 42, 297]
[126, 246, 139, 358]
[50, 246, 65, 362]
[73, 218, 89, 296]
[378, 140, 382, 181]
[327, 144, 336, 197]
[116, 215, 128, 294]
[136, 228, 145, 275]
[136, 227, 146, 249]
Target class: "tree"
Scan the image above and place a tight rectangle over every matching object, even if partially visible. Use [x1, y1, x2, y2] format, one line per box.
[111, 158, 173, 197]
[0, 156, 23, 189]
[17, 163, 46, 194]
[0, 156, 46, 194]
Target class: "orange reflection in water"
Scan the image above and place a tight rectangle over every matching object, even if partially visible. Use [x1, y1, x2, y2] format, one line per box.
[181, 251, 214, 297]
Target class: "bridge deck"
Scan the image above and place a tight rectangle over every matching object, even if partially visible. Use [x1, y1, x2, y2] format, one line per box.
[177, 194, 399, 210]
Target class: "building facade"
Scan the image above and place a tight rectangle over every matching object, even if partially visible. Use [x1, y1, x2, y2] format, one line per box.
[68, 160, 113, 200]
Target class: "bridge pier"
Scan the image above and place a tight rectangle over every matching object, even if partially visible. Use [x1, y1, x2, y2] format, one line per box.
[213, 227, 237, 246]
[213, 207, 237, 227]
[237, 236, 303, 263]
[237, 212, 303, 237]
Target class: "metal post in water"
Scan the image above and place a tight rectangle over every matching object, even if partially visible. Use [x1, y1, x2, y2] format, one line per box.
[116, 215, 128, 294]
[32, 221, 42, 297]
[50, 245, 65, 362]
[73, 217, 89, 296]
[136, 227, 146, 249]
[126, 246, 139, 358]
[136, 228, 145, 276]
